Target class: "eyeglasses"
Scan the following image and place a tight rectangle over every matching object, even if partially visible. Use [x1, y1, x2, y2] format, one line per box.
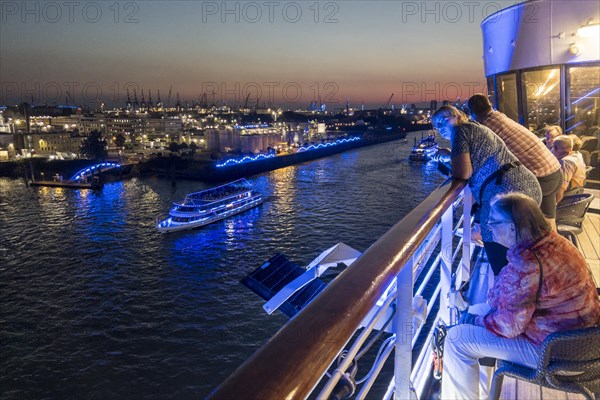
[488, 219, 513, 227]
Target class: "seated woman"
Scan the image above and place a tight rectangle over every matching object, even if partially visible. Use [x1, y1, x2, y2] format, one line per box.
[545, 125, 563, 151]
[552, 135, 587, 202]
[432, 106, 542, 274]
[441, 193, 600, 400]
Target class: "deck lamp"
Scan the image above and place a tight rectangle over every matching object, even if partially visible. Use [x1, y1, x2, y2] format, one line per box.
[569, 43, 582, 56]
[577, 21, 600, 38]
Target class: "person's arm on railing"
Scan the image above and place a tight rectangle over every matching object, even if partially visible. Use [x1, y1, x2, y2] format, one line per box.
[436, 148, 472, 180]
[451, 153, 472, 180]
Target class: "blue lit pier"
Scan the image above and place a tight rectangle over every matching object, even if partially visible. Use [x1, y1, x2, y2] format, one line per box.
[29, 162, 122, 189]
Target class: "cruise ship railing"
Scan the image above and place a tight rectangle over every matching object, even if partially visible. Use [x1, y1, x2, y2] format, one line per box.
[209, 178, 473, 400]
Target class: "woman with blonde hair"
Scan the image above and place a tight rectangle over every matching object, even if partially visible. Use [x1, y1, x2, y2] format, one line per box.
[442, 193, 600, 400]
[545, 125, 563, 150]
[432, 106, 542, 274]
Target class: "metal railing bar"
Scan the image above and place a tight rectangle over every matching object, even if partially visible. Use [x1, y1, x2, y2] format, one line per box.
[393, 250, 414, 398]
[208, 179, 467, 400]
[356, 305, 396, 361]
[356, 334, 396, 384]
[316, 287, 398, 398]
[383, 376, 395, 400]
[412, 226, 441, 281]
[412, 282, 442, 348]
[415, 252, 442, 297]
[411, 332, 436, 397]
[330, 247, 444, 399]
[355, 336, 396, 399]
[383, 307, 440, 399]
[458, 188, 474, 288]
[451, 235, 464, 264]
[452, 193, 465, 210]
[411, 320, 438, 382]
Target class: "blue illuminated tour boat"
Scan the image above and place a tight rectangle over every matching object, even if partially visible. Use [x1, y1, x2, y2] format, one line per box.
[156, 179, 263, 233]
[409, 133, 439, 161]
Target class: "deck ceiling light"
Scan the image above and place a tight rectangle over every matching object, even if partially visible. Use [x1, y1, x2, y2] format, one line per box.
[569, 43, 582, 56]
[577, 21, 600, 38]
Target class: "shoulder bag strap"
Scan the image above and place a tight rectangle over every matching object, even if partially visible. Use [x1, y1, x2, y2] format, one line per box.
[478, 161, 522, 203]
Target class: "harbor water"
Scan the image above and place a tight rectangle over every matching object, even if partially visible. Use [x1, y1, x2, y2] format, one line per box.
[0, 132, 447, 399]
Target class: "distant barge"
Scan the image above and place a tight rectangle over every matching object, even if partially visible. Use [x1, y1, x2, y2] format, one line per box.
[29, 179, 102, 189]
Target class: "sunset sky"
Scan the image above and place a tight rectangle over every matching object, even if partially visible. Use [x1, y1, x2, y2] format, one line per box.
[0, 1, 518, 109]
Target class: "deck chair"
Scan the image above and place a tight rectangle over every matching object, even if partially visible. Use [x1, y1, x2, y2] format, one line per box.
[556, 193, 595, 247]
[581, 150, 591, 166]
[581, 136, 598, 152]
[490, 325, 600, 400]
[586, 165, 594, 178]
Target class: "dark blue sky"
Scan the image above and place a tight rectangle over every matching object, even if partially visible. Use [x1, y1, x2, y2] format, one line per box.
[0, 1, 512, 108]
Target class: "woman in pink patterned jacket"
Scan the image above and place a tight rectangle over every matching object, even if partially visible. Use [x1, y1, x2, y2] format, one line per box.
[441, 192, 600, 400]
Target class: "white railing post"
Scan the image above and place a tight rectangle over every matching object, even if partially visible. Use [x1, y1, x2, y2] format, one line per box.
[439, 200, 454, 324]
[458, 187, 473, 290]
[394, 256, 413, 400]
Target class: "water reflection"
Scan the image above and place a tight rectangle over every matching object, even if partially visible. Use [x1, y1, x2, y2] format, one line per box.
[0, 132, 446, 399]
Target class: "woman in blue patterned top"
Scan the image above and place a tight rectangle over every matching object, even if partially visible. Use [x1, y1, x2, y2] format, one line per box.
[431, 106, 542, 274]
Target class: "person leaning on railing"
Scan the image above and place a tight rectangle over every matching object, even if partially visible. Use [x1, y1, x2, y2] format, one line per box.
[441, 193, 600, 400]
[467, 94, 563, 231]
[432, 106, 542, 275]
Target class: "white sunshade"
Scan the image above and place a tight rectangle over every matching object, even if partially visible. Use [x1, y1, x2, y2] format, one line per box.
[305, 242, 362, 273]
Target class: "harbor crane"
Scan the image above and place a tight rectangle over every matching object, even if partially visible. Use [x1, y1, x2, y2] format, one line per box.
[166, 85, 172, 108]
[196, 92, 208, 108]
[126, 88, 132, 109]
[66, 90, 75, 106]
[133, 88, 139, 108]
[207, 90, 217, 107]
[382, 93, 394, 110]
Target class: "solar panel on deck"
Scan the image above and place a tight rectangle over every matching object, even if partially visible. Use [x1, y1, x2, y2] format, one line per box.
[241, 253, 326, 318]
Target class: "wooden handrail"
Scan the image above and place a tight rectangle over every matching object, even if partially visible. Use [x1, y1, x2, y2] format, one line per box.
[208, 178, 468, 400]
